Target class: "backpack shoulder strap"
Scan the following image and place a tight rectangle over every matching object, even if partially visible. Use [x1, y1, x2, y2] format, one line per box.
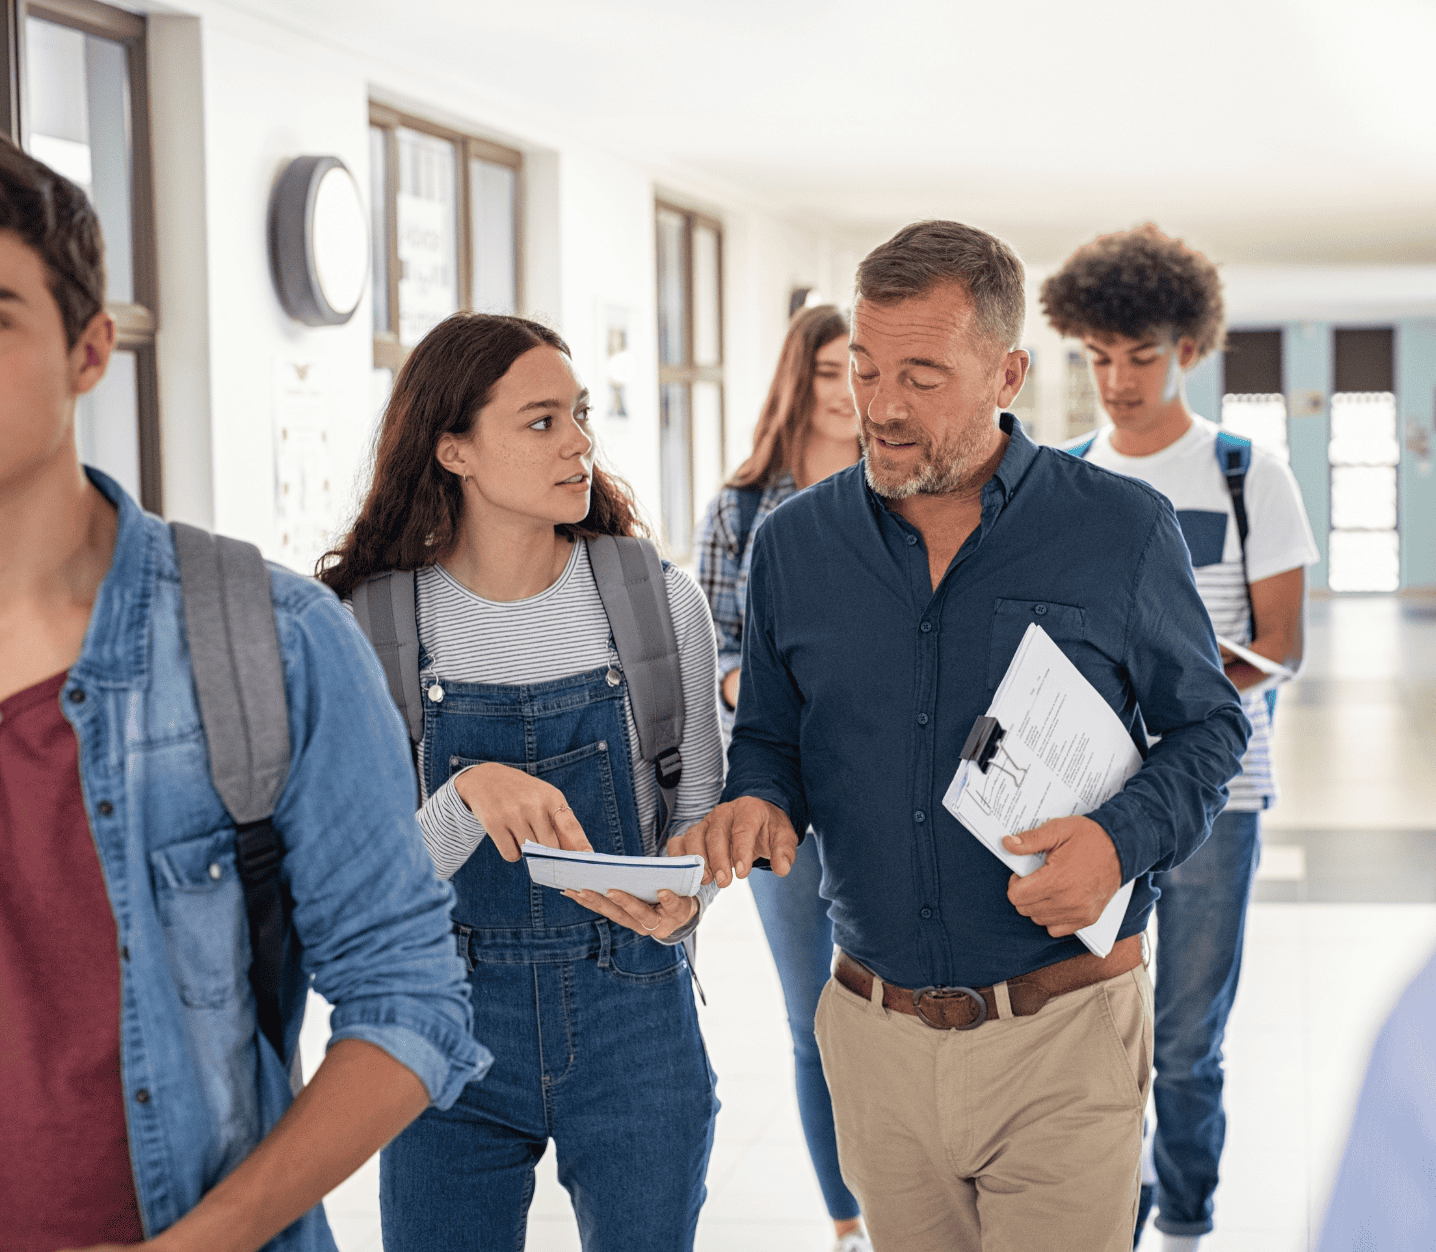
[586, 535, 685, 835]
[733, 484, 764, 560]
[1065, 434, 1098, 459]
[170, 521, 291, 1060]
[350, 569, 424, 744]
[586, 535, 702, 993]
[1214, 430, 1253, 552]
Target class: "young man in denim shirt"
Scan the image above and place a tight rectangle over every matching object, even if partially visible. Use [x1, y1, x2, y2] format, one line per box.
[0, 139, 484, 1251]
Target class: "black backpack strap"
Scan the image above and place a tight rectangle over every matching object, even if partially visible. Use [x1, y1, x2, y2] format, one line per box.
[170, 522, 292, 1061]
[351, 569, 424, 744]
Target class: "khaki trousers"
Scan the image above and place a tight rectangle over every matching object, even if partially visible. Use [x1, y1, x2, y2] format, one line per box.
[814, 962, 1154, 1252]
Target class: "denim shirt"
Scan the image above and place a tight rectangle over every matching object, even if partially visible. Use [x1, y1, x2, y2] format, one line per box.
[724, 417, 1251, 990]
[66, 471, 486, 1248]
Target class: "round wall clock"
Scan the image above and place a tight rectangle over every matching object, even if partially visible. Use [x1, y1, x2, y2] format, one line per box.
[269, 155, 369, 326]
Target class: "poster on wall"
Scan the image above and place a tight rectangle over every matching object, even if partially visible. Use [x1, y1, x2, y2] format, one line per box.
[274, 357, 335, 576]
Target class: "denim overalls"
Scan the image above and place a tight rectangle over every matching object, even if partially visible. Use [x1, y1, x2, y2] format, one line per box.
[379, 656, 718, 1252]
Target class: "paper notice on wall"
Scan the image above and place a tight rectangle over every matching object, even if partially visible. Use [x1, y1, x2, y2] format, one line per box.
[274, 358, 334, 576]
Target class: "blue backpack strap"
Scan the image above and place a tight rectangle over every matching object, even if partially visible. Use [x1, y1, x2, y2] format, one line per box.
[1214, 430, 1253, 554]
[1065, 435, 1098, 459]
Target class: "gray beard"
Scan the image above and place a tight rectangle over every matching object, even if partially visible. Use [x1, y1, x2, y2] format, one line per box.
[860, 417, 994, 500]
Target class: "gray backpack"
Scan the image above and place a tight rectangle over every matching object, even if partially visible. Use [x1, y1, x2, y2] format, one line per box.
[170, 522, 293, 1061]
[348, 535, 685, 846]
[350, 536, 700, 986]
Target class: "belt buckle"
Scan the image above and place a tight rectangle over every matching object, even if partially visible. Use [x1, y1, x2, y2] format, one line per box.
[911, 985, 987, 1031]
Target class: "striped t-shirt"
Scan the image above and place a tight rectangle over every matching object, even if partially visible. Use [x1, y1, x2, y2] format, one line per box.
[1080, 416, 1319, 810]
[412, 541, 725, 892]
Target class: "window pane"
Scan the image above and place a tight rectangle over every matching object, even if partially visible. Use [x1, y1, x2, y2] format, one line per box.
[691, 381, 723, 531]
[692, 223, 720, 367]
[396, 127, 459, 346]
[1067, 350, 1097, 438]
[1329, 392, 1398, 466]
[471, 158, 517, 314]
[1221, 393, 1289, 461]
[1328, 530, 1399, 593]
[25, 18, 134, 303]
[660, 382, 691, 553]
[75, 349, 140, 500]
[657, 209, 687, 367]
[1330, 466, 1397, 532]
[370, 126, 390, 334]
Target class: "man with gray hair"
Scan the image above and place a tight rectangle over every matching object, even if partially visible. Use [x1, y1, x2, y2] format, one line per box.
[673, 220, 1249, 1250]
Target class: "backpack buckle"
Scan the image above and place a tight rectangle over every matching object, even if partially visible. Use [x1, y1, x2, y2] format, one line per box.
[655, 747, 683, 789]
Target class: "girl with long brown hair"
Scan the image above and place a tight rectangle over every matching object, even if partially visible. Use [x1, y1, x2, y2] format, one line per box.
[322, 313, 723, 1252]
[693, 304, 870, 1252]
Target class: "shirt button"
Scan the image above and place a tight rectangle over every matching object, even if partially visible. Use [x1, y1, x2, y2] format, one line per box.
[905, 534, 918, 546]
[1034, 603, 1047, 615]
[97, 800, 114, 816]
[427, 683, 445, 703]
[208, 863, 223, 880]
[919, 621, 932, 633]
[597, 740, 608, 752]
[69, 688, 86, 704]
[917, 713, 929, 725]
[914, 810, 926, 823]
[135, 1088, 150, 1104]
[920, 907, 933, 919]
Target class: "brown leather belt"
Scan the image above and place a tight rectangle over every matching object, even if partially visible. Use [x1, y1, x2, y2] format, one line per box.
[834, 935, 1144, 1031]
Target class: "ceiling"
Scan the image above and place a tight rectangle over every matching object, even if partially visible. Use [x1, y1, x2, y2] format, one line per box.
[238, 0, 1436, 264]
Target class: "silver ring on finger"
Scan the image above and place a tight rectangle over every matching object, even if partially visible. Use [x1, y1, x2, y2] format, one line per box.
[553, 804, 570, 817]
[642, 920, 659, 931]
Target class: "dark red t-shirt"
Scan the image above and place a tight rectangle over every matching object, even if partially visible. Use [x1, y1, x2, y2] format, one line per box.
[0, 671, 146, 1249]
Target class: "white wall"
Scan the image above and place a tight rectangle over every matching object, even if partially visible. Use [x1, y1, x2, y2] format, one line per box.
[138, 0, 856, 563]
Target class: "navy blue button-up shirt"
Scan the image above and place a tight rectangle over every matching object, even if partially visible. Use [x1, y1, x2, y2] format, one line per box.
[724, 416, 1250, 990]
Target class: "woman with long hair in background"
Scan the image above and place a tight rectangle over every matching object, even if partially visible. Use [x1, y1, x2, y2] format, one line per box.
[320, 313, 724, 1252]
[694, 303, 869, 1252]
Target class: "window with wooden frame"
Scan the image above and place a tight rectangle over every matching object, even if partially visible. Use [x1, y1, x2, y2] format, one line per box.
[655, 201, 723, 556]
[6, 0, 161, 511]
[369, 102, 522, 380]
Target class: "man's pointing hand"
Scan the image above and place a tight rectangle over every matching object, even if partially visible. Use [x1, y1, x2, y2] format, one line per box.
[668, 796, 799, 886]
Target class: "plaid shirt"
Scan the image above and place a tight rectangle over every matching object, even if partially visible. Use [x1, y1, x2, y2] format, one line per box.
[695, 472, 798, 729]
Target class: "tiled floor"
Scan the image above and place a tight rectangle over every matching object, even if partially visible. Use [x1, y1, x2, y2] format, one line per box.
[301, 593, 1436, 1252]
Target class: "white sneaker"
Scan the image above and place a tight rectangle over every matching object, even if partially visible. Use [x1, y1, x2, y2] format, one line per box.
[835, 1231, 873, 1252]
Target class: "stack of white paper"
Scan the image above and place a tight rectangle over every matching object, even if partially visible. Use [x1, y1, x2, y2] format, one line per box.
[521, 842, 706, 904]
[941, 623, 1142, 958]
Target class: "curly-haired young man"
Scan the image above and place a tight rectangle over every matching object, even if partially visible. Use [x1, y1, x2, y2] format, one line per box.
[1042, 225, 1319, 1252]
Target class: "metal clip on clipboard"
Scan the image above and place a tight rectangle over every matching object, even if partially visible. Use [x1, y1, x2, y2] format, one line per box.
[959, 715, 1006, 774]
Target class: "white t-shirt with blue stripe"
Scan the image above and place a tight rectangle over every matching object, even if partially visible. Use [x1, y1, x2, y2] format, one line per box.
[1077, 416, 1319, 811]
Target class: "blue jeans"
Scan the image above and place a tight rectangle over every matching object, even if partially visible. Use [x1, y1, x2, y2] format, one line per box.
[1148, 808, 1262, 1238]
[380, 925, 718, 1252]
[748, 835, 862, 1221]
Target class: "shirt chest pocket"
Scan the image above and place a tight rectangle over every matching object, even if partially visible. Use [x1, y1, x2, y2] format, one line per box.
[149, 829, 252, 1009]
[987, 598, 1088, 691]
